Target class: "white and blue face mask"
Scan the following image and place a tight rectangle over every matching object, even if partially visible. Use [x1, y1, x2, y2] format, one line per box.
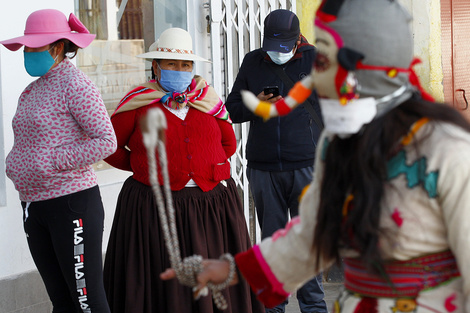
[157, 63, 193, 93]
[266, 46, 296, 65]
[23, 48, 57, 77]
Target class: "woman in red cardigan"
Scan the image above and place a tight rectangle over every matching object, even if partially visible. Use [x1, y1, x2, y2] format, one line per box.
[102, 27, 263, 313]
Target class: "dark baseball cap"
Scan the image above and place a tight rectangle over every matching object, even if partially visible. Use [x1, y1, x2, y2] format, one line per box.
[262, 9, 300, 53]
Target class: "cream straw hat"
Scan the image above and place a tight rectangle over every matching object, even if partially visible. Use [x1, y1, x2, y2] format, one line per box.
[137, 28, 209, 62]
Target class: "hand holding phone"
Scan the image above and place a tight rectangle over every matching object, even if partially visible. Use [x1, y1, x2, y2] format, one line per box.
[263, 86, 280, 99]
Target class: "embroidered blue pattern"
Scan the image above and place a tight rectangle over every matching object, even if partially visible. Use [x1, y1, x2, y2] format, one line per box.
[387, 150, 438, 198]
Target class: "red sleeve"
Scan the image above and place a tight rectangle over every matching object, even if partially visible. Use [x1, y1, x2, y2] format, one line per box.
[235, 246, 290, 309]
[217, 119, 236, 158]
[104, 110, 136, 171]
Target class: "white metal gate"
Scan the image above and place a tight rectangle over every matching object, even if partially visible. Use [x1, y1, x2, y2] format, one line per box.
[208, 0, 296, 243]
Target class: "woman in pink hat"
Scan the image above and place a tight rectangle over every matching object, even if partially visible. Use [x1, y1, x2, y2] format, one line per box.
[0, 9, 116, 313]
[102, 27, 264, 313]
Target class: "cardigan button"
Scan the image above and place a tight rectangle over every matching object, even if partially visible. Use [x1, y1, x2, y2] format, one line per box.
[184, 137, 190, 143]
[189, 172, 194, 177]
[187, 155, 192, 160]
[181, 121, 187, 126]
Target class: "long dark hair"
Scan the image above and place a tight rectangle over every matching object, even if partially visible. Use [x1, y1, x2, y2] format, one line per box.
[53, 39, 80, 59]
[312, 94, 470, 273]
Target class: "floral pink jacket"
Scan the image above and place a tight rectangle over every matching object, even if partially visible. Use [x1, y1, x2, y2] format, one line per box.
[6, 58, 117, 202]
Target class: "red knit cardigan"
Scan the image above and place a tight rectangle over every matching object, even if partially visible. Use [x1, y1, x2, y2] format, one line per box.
[105, 102, 236, 192]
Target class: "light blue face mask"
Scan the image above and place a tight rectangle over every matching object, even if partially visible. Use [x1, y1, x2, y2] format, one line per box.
[267, 47, 296, 65]
[157, 63, 193, 93]
[23, 49, 56, 77]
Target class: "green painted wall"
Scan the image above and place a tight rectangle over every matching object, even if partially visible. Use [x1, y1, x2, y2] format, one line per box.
[296, 0, 320, 44]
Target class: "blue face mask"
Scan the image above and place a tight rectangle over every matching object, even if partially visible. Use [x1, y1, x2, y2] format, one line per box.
[267, 47, 296, 65]
[157, 64, 193, 93]
[23, 49, 56, 77]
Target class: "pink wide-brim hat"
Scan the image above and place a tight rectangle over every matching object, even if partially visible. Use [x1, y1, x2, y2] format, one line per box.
[0, 9, 96, 51]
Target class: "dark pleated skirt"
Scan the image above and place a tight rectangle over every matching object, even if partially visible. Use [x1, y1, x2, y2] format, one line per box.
[103, 177, 264, 313]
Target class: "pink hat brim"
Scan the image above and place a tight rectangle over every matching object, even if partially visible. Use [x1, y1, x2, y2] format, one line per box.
[0, 32, 96, 51]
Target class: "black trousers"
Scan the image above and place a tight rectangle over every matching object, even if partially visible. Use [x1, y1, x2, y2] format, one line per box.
[22, 186, 110, 313]
[247, 167, 327, 313]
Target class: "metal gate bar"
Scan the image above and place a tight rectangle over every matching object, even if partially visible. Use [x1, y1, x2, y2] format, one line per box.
[209, 0, 295, 243]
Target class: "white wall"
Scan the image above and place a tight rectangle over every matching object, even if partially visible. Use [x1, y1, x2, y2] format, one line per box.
[187, 0, 212, 85]
[0, 0, 129, 280]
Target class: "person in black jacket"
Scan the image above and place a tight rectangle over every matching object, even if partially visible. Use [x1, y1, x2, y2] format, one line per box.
[224, 9, 326, 313]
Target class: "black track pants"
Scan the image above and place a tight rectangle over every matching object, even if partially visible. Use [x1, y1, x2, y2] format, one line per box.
[22, 186, 110, 313]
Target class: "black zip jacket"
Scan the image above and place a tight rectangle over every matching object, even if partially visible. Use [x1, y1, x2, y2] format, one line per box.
[225, 37, 322, 171]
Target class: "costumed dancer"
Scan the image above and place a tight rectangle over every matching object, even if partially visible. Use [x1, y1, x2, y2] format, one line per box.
[162, 0, 470, 312]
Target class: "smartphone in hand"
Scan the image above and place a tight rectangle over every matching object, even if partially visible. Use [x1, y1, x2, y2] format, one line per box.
[263, 86, 280, 99]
